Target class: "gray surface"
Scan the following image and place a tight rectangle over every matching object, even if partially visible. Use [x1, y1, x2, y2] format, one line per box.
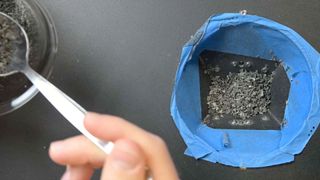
[0, 0, 319, 179]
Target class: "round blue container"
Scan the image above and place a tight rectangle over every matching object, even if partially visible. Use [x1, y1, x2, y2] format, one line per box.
[170, 13, 320, 168]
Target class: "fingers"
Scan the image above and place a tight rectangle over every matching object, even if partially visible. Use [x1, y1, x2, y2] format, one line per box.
[49, 135, 106, 168]
[60, 165, 94, 180]
[50, 112, 179, 180]
[85, 112, 179, 180]
[84, 113, 146, 141]
[101, 139, 146, 180]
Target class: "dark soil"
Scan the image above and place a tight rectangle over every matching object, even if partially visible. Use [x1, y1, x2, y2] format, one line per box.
[0, 0, 41, 103]
[0, 14, 22, 74]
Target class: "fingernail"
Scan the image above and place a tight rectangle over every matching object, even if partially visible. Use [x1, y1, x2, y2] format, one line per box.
[50, 141, 64, 153]
[60, 170, 70, 180]
[110, 142, 140, 170]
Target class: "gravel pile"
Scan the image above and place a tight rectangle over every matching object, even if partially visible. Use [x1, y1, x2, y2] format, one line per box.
[205, 65, 273, 120]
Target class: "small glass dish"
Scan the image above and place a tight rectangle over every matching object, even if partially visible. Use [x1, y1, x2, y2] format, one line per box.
[0, 0, 58, 115]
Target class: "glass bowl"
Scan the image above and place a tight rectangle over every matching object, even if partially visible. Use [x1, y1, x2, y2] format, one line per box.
[0, 0, 58, 115]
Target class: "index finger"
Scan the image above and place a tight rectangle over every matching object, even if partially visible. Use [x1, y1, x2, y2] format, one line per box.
[49, 135, 106, 168]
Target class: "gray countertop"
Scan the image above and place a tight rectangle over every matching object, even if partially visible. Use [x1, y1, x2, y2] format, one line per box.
[0, 0, 319, 179]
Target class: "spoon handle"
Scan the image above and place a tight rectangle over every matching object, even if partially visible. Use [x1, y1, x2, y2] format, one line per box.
[22, 65, 114, 154]
[23, 66, 153, 180]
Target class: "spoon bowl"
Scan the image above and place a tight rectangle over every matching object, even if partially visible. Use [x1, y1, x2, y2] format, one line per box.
[0, 12, 29, 76]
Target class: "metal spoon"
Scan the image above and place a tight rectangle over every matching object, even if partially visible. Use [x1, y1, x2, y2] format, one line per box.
[0, 12, 115, 154]
[1, 12, 153, 180]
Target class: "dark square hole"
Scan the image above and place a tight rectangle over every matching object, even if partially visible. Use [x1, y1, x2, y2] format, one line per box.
[199, 50, 291, 130]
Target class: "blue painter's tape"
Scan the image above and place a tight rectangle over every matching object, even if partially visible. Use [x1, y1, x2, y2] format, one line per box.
[170, 13, 320, 168]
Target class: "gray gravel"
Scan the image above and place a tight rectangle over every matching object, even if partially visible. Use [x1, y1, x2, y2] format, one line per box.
[205, 65, 273, 120]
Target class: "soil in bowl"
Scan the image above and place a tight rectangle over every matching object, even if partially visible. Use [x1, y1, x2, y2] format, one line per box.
[0, 0, 43, 103]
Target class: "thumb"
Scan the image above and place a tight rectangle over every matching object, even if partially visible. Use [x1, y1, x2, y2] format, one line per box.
[101, 139, 146, 180]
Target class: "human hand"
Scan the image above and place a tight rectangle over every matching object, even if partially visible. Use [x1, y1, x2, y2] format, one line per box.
[49, 112, 179, 180]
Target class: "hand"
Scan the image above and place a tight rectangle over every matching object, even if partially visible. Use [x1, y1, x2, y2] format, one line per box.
[49, 112, 179, 180]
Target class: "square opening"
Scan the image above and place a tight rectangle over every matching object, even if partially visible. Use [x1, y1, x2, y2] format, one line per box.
[199, 50, 290, 130]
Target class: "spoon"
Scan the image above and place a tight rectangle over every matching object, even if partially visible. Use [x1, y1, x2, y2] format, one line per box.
[0, 12, 154, 180]
[0, 13, 115, 154]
